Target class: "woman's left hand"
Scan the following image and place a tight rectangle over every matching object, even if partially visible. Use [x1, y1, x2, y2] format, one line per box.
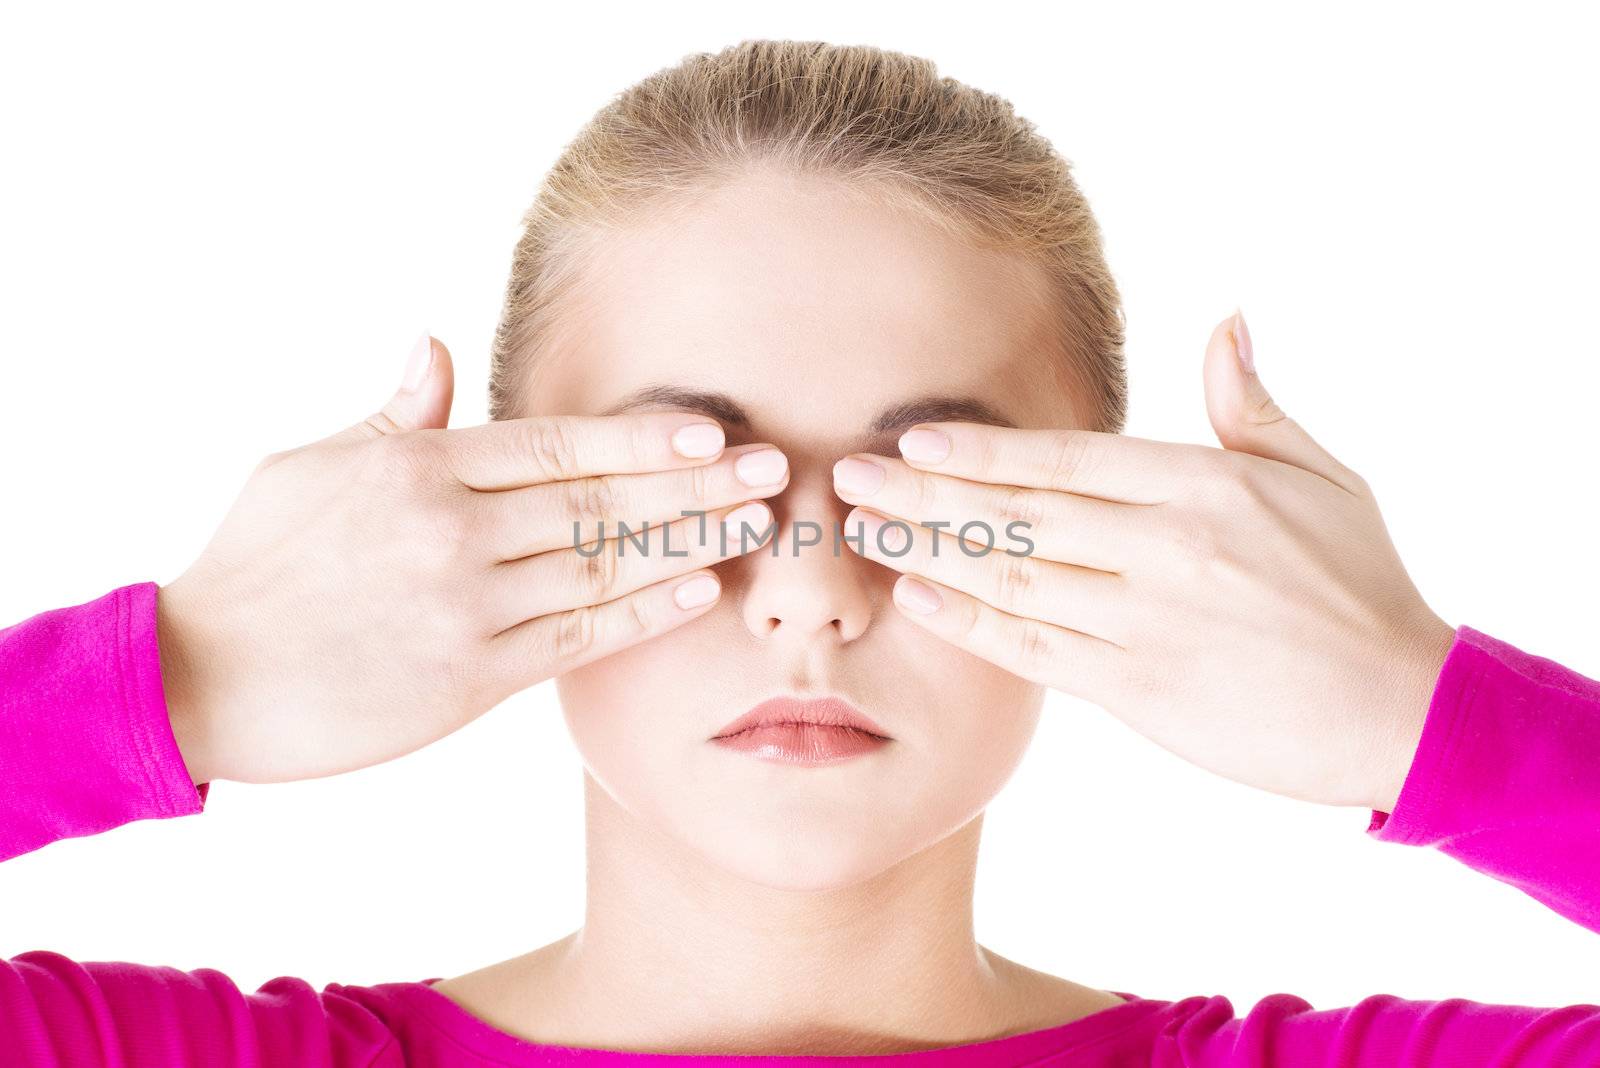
[831, 312, 1457, 812]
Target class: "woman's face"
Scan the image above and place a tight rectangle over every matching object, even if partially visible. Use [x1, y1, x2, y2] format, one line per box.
[523, 166, 1090, 891]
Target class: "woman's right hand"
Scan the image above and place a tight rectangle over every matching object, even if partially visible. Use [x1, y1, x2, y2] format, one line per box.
[157, 334, 787, 787]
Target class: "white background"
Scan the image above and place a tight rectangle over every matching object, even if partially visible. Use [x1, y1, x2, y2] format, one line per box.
[3, 1, 1598, 1014]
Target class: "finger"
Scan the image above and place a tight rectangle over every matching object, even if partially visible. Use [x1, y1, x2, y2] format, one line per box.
[477, 443, 790, 561]
[1202, 310, 1365, 495]
[843, 506, 1129, 645]
[888, 572, 1121, 706]
[323, 333, 457, 445]
[832, 452, 1154, 574]
[440, 412, 735, 492]
[480, 500, 775, 633]
[895, 421, 1201, 504]
[483, 568, 725, 697]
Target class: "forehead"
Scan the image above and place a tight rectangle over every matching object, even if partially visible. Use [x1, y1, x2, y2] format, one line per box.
[527, 167, 1079, 441]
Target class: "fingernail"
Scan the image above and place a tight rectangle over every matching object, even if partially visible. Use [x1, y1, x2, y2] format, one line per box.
[671, 422, 725, 459]
[723, 501, 772, 543]
[899, 427, 951, 465]
[402, 331, 432, 392]
[854, 509, 908, 554]
[673, 573, 721, 609]
[833, 456, 884, 496]
[735, 448, 788, 486]
[1231, 309, 1255, 375]
[894, 576, 943, 614]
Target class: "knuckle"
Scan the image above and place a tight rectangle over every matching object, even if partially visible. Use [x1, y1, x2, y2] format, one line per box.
[957, 599, 986, 645]
[996, 553, 1036, 606]
[625, 417, 660, 470]
[1214, 455, 1284, 524]
[686, 458, 714, 506]
[361, 410, 406, 438]
[1202, 451, 1258, 507]
[563, 472, 622, 527]
[625, 591, 657, 637]
[1017, 617, 1057, 673]
[999, 484, 1046, 531]
[1244, 394, 1290, 429]
[968, 428, 1002, 472]
[553, 604, 600, 661]
[1167, 515, 1229, 580]
[1041, 429, 1092, 488]
[578, 541, 623, 601]
[528, 418, 583, 482]
[906, 470, 938, 515]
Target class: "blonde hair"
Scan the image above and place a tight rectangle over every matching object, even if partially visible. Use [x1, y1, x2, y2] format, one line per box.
[489, 39, 1127, 433]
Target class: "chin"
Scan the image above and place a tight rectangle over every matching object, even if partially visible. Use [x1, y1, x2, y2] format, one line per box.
[711, 849, 892, 894]
[650, 775, 995, 893]
[593, 762, 972, 892]
[684, 814, 925, 893]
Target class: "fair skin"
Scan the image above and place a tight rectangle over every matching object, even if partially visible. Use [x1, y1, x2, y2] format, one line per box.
[157, 166, 1455, 1055]
[429, 169, 1124, 1052]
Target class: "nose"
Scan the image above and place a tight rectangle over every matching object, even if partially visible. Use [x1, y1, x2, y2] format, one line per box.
[736, 460, 876, 645]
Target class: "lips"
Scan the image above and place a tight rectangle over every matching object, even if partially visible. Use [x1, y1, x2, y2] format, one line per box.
[710, 696, 892, 765]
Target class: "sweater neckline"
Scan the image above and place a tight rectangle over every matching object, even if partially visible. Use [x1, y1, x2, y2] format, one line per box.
[388, 978, 1162, 1063]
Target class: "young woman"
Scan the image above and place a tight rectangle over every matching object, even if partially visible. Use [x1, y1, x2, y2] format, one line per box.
[4, 40, 1599, 1066]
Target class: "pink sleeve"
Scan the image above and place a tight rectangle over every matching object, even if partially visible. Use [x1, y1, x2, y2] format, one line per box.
[1367, 623, 1600, 932]
[1167, 992, 1600, 1066]
[0, 582, 208, 862]
[0, 584, 400, 1065]
[1170, 623, 1600, 1067]
[0, 951, 401, 1067]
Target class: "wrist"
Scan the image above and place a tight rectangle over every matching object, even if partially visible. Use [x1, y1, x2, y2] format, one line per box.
[155, 577, 219, 787]
[1370, 614, 1457, 813]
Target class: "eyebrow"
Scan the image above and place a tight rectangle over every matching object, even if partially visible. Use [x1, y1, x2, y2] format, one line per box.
[597, 385, 1019, 449]
[600, 385, 753, 427]
[867, 397, 1018, 436]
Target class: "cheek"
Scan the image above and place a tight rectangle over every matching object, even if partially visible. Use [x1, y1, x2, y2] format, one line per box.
[554, 631, 713, 792]
[905, 648, 1047, 820]
[552, 616, 754, 841]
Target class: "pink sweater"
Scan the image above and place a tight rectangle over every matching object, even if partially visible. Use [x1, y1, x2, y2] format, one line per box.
[4, 583, 1600, 1066]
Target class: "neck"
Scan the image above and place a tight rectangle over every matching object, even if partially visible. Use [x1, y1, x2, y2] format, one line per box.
[470, 773, 1110, 1055]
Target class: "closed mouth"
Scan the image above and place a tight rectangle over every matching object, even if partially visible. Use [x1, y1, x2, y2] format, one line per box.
[710, 696, 892, 765]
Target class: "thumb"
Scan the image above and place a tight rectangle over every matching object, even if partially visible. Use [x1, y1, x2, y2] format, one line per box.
[336, 332, 456, 442]
[1202, 310, 1361, 493]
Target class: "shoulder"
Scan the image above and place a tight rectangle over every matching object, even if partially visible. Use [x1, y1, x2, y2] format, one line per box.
[6, 950, 411, 1067]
